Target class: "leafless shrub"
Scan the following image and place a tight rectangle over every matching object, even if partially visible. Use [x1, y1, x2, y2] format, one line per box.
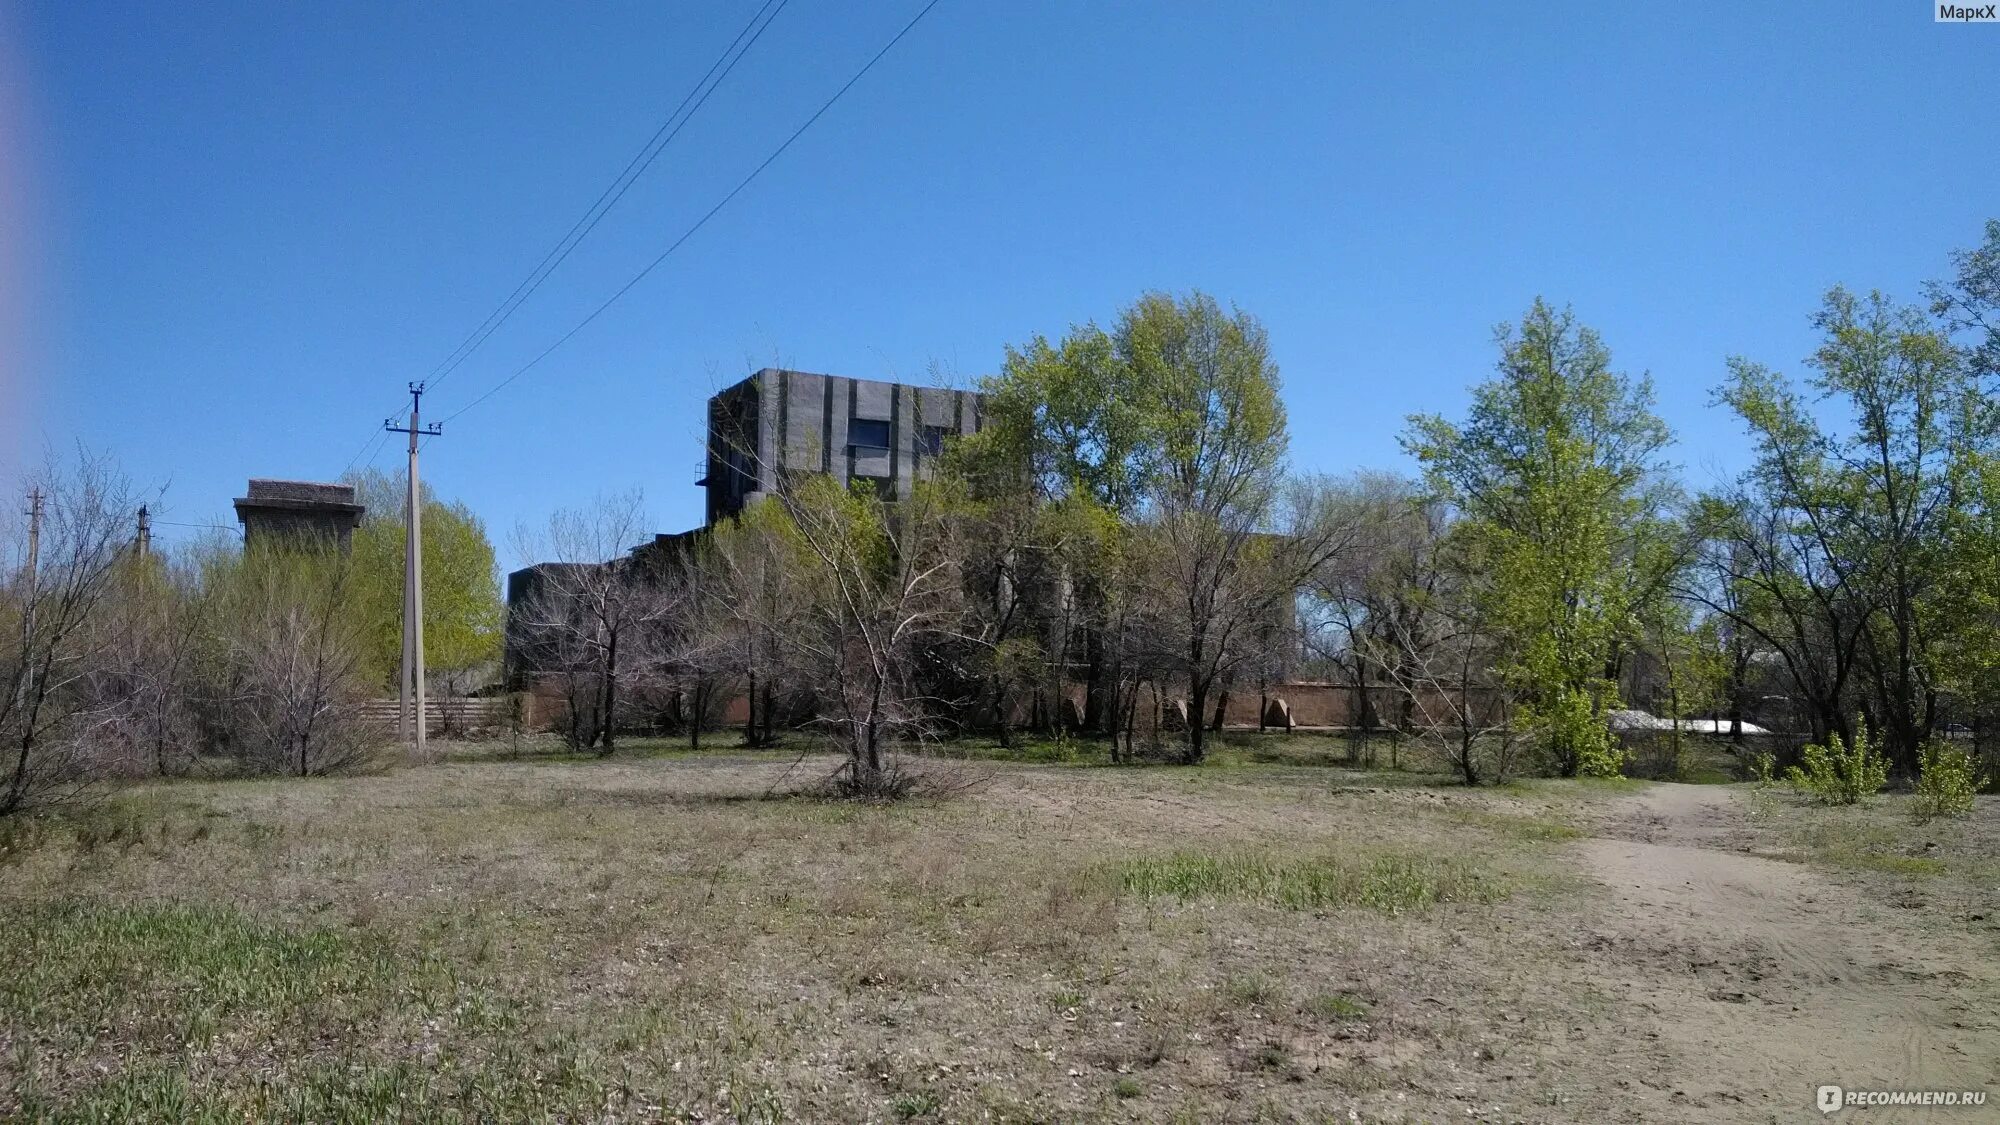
[809, 753, 987, 803]
[211, 546, 378, 776]
[81, 544, 216, 777]
[700, 467, 971, 798]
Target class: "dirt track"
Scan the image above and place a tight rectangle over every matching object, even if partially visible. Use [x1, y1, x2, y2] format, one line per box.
[1575, 785, 1999, 1122]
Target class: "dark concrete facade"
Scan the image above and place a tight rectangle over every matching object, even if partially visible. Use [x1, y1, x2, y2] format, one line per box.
[508, 371, 982, 685]
[502, 562, 600, 688]
[233, 479, 365, 552]
[701, 369, 983, 525]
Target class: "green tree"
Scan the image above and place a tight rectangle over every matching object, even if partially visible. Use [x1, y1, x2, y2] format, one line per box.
[968, 319, 1153, 517]
[701, 491, 809, 749]
[969, 292, 1359, 762]
[956, 312, 1154, 735]
[210, 541, 378, 776]
[1927, 219, 2000, 741]
[1404, 299, 1679, 777]
[1711, 288, 1985, 774]
[1122, 293, 1323, 763]
[1930, 217, 2000, 381]
[971, 292, 1322, 761]
[344, 469, 503, 698]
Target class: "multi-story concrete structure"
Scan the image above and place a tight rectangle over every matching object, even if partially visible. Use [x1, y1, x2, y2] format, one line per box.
[233, 478, 365, 552]
[701, 369, 983, 525]
[506, 371, 981, 687]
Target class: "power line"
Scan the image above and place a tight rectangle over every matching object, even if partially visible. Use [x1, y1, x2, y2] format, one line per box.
[340, 427, 392, 479]
[438, 0, 946, 426]
[337, 0, 791, 479]
[422, 0, 791, 394]
[150, 520, 245, 539]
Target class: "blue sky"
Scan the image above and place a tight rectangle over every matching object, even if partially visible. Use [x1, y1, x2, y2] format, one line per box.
[8, 2, 1997, 567]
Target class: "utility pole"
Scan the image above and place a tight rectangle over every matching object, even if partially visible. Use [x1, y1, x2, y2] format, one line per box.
[135, 505, 151, 559]
[23, 488, 41, 589]
[18, 489, 43, 710]
[385, 384, 443, 757]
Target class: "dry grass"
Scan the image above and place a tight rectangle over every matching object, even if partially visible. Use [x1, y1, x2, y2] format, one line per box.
[0, 741, 1882, 1122]
[1744, 782, 2000, 914]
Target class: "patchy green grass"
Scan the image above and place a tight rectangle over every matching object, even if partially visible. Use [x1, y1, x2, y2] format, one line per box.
[439, 731, 792, 765]
[1113, 849, 1505, 914]
[4, 748, 1899, 1123]
[4, 900, 428, 1028]
[1449, 807, 1585, 842]
[0, 901, 622, 1123]
[1778, 812, 1951, 878]
[1205, 731, 1415, 771]
[1303, 991, 1370, 1020]
[1506, 774, 1647, 800]
[1741, 785, 2000, 924]
[1223, 971, 1284, 1006]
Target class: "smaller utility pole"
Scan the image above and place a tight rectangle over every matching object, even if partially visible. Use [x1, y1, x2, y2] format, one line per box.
[18, 488, 44, 709]
[385, 384, 443, 757]
[135, 505, 151, 559]
[23, 488, 41, 584]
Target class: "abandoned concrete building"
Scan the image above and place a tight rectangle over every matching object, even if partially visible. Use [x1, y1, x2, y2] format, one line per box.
[702, 368, 984, 523]
[498, 370, 1432, 737]
[506, 370, 985, 688]
[233, 478, 366, 552]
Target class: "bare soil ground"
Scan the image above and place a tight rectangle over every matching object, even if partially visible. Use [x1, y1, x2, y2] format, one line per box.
[1573, 785, 2000, 1122]
[0, 739, 1994, 1122]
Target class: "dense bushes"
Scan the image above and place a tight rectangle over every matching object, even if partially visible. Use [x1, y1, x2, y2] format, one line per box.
[3, 456, 387, 815]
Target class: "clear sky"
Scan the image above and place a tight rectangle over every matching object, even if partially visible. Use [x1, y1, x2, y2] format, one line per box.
[6, 2, 1997, 567]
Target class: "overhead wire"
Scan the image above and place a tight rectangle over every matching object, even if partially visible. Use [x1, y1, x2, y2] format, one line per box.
[421, 0, 791, 394]
[436, 0, 946, 426]
[335, 0, 794, 477]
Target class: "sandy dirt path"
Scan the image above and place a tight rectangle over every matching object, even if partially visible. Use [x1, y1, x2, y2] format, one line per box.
[1574, 785, 1998, 1122]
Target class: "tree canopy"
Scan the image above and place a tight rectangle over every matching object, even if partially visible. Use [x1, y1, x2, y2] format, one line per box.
[1404, 299, 1680, 776]
[345, 468, 503, 689]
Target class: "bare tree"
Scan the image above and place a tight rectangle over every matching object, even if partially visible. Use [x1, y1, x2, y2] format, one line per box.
[650, 571, 736, 751]
[1684, 489, 1870, 751]
[511, 491, 673, 754]
[1371, 572, 1523, 785]
[1303, 474, 1457, 764]
[85, 544, 215, 776]
[715, 472, 969, 796]
[1137, 475, 1369, 763]
[1, 452, 146, 813]
[613, 537, 711, 743]
[216, 545, 376, 776]
[512, 580, 607, 751]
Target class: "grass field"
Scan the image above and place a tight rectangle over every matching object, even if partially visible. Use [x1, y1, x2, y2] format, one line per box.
[1, 734, 1993, 1122]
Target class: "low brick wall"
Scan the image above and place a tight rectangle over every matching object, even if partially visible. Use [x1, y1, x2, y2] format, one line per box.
[505, 675, 1496, 739]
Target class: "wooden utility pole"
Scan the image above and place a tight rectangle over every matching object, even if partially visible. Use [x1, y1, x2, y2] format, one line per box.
[385, 384, 442, 757]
